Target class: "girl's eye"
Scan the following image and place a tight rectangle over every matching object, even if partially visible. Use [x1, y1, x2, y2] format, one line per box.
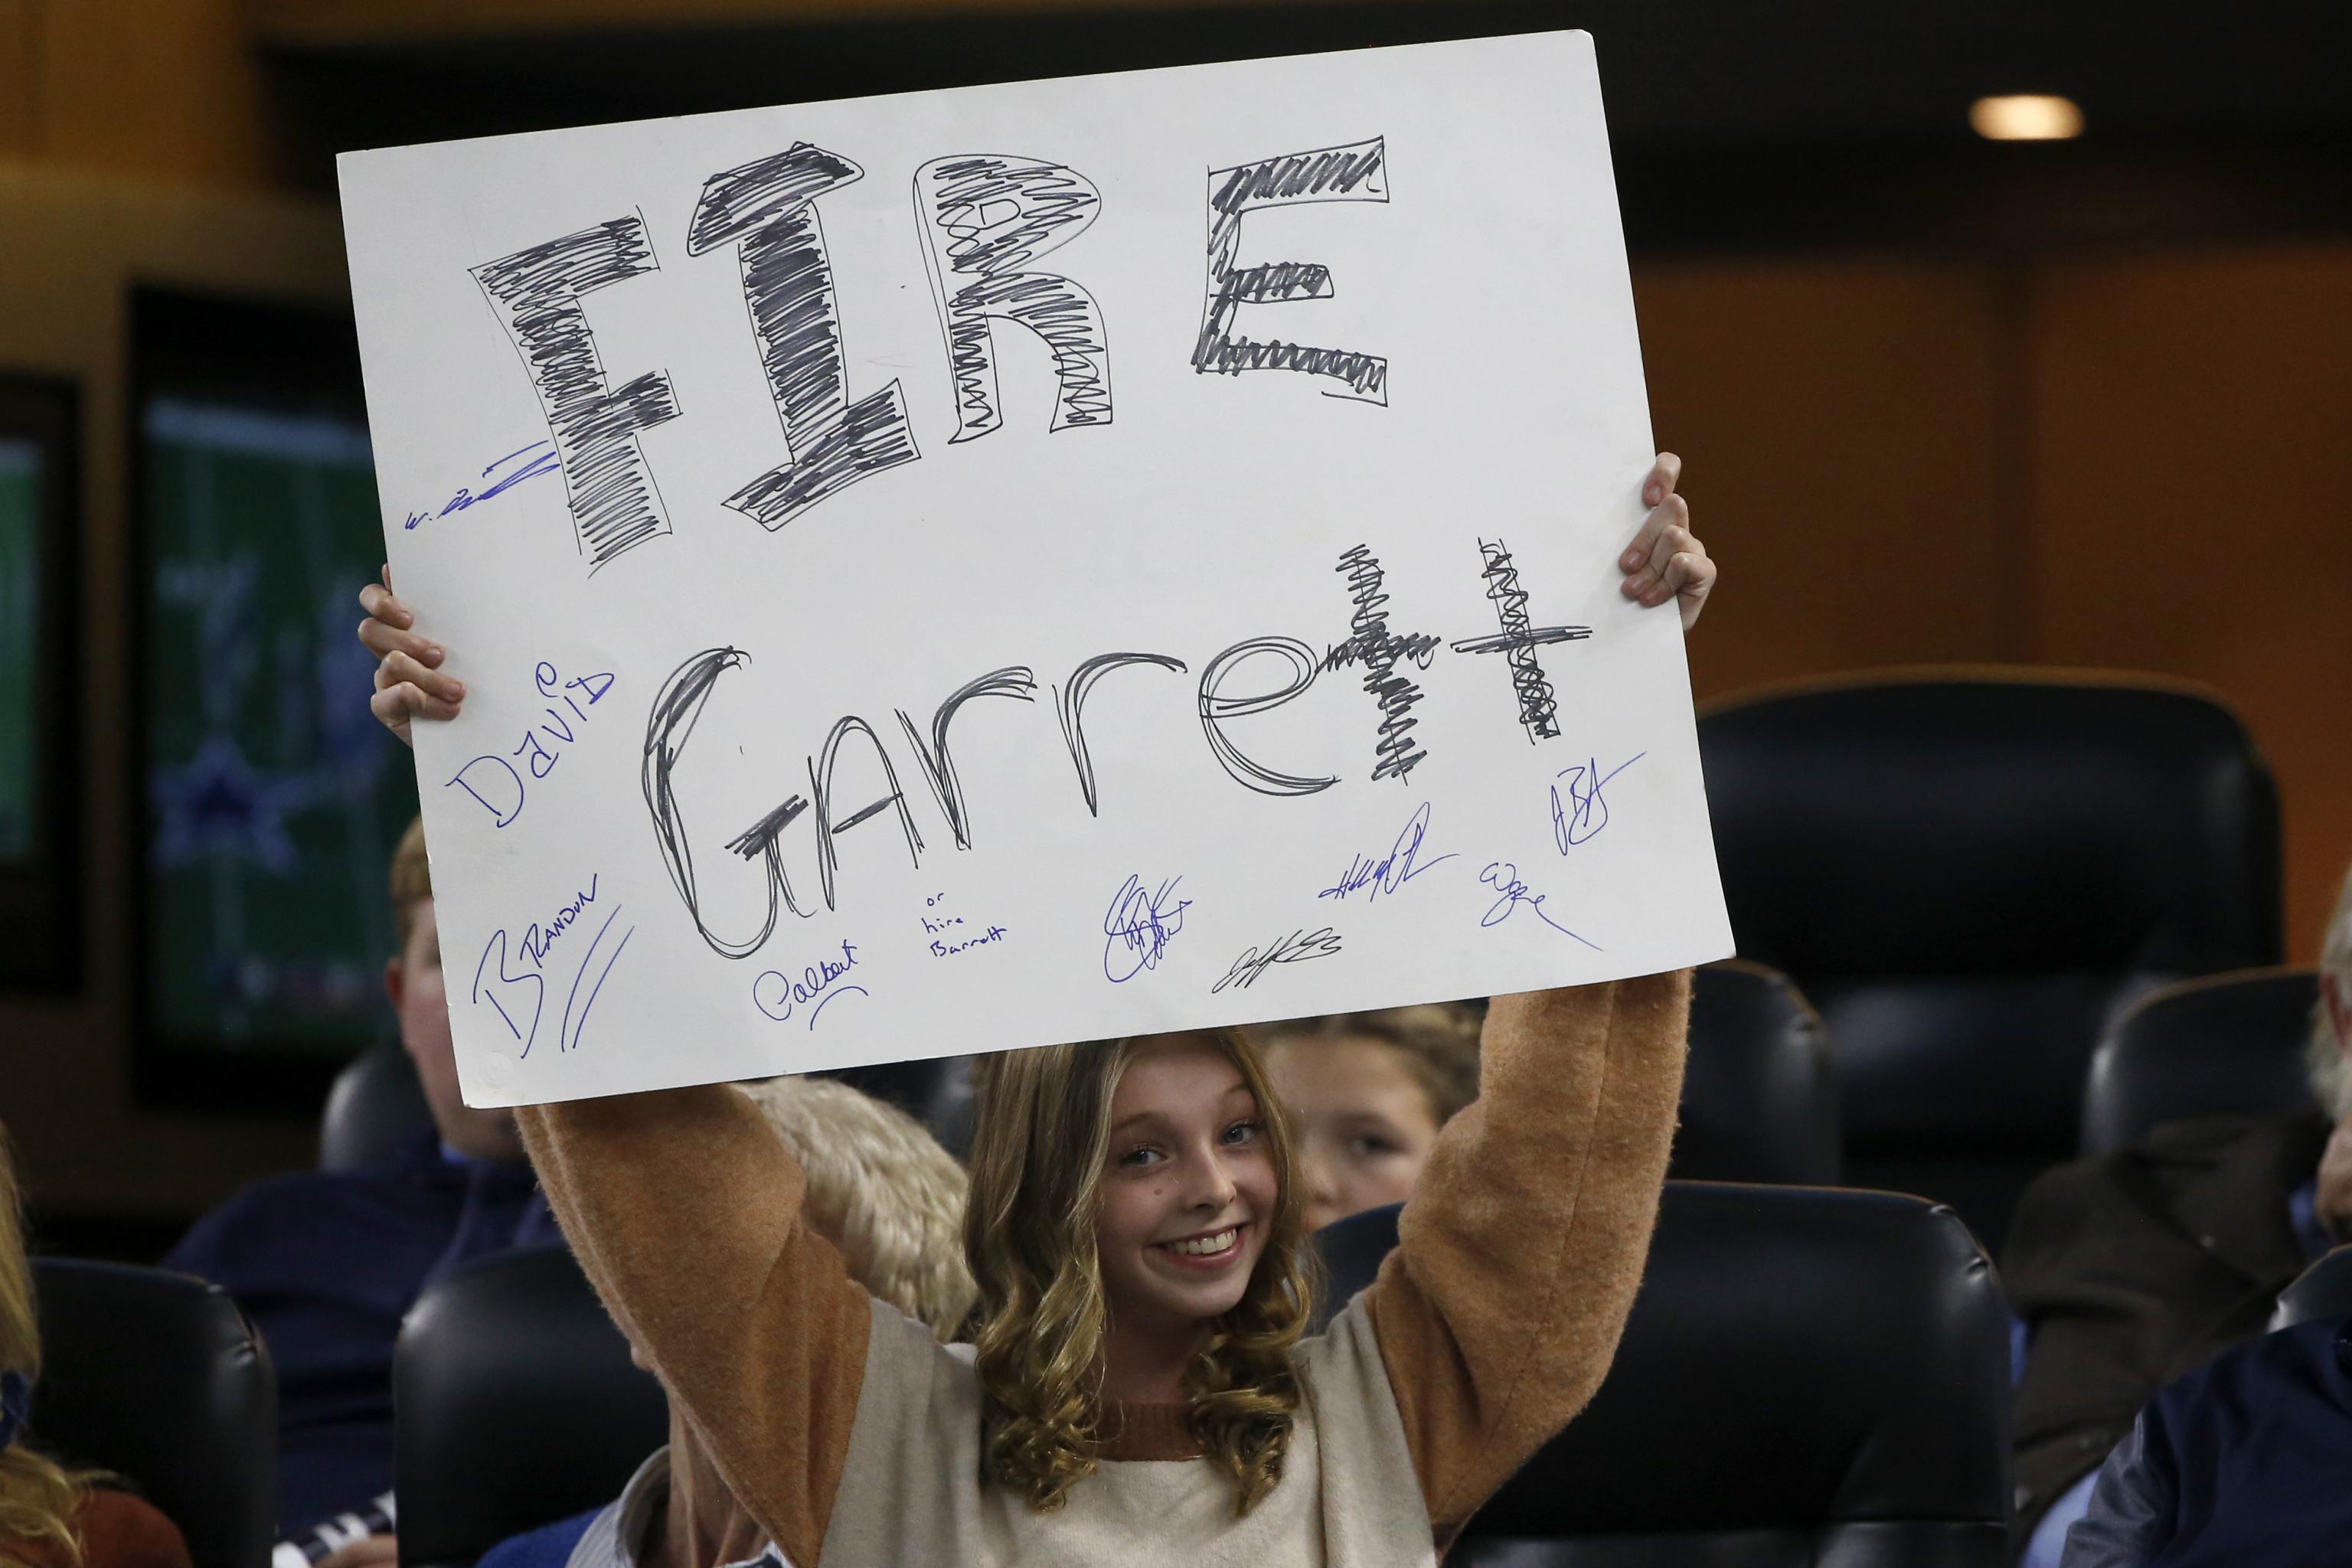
[1348, 1133, 1402, 1160]
[1220, 1119, 1262, 1146]
[1116, 1145, 1164, 1169]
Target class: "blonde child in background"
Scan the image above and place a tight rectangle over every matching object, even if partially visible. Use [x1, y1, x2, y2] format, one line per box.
[1253, 1004, 1482, 1233]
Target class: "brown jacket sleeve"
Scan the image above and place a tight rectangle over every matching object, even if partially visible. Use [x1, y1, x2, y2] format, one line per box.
[517, 1086, 873, 1568]
[1361, 970, 1691, 1546]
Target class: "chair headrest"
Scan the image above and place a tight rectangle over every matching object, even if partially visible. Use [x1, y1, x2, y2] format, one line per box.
[1699, 675, 2279, 978]
[1677, 962, 1839, 1185]
[2082, 968, 2321, 1155]
[1313, 1183, 2009, 1534]
[1475, 1183, 2007, 1533]
[320, 1044, 434, 1171]
[394, 1247, 666, 1568]
[31, 1259, 276, 1568]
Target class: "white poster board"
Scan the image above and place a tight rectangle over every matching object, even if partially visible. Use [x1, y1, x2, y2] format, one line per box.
[339, 30, 1733, 1108]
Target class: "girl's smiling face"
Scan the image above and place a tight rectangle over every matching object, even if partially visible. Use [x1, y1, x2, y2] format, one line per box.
[1266, 1034, 1445, 1233]
[1095, 1034, 1279, 1338]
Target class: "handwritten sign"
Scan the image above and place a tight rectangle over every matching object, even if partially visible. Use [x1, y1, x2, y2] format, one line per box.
[339, 31, 1733, 1107]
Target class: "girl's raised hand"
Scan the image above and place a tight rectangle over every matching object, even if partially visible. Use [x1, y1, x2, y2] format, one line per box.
[1618, 452, 1715, 631]
[358, 566, 464, 750]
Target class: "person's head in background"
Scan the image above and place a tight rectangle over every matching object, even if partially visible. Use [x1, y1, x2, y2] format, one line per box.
[1255, 1004, 1481, 1233]
[0, 1121, 99, 1563]
[733, 1076, 977, 1339]
[386, 817, 521, 1164]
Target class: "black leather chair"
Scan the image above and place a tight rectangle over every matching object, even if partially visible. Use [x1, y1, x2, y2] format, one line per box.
[1315, 1185, 2011, 1566]
[30, 1259, 276, 1568]
[2080, 968, 2321, 1155]
[394, 1247, 666, 1568]
[2272, 1245, 2352, 1332]
[320, 1043, 434, 1171]
[1699, 672, 2282, 1251]
[1678, 962, 1838, 1186]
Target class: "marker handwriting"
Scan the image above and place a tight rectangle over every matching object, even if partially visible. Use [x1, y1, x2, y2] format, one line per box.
[1210, 926, 1343, 995]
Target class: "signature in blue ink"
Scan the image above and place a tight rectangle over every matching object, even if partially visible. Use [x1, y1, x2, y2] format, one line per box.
[932, 925, 1009, 958]
[557, 904, 633, 1055]
[1477, 862, 1602, 952]
[518, 876, 599, 969]
[405, 440, 559, 530]
[1318, 801, 1459, 902]
[753, 940, 864, 1030]
[1103, 874, 1192, 983]
[444, 662, 617, 831]
[1549, 752, 1647, 852]
[474, 891, 633, 1059]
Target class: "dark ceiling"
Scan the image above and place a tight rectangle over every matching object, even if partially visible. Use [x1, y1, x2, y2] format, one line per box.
[260, 0, 2352, 254]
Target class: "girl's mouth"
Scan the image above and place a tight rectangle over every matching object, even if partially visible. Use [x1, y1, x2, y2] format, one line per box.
[1153, 1223, 1246, 1269]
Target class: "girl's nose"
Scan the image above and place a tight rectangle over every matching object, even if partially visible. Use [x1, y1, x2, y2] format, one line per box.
[1187, 1148, 1240, 1211]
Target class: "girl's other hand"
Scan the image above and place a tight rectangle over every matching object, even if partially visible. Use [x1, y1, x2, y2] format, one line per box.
[358, 565, 463, 750]
[1617, 452, 1715, 631]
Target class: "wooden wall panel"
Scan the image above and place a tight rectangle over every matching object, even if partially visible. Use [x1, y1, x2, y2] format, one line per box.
[26, 0, 270, 188]
[0, 2, 32, 156]
[2025, 247, 2352, 960]
[1635, 260, 2013, 697]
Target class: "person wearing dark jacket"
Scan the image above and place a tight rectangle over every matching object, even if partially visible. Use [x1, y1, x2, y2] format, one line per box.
[2056, 1312, 2352, 1566]
[2005, 864, 2352, 1561]
[164, 818, 561, 1543]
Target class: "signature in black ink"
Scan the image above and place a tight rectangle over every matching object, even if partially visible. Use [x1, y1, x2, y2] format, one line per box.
[1477, 863, 1601, 952]
[475, 893, 635, 1059]
[1319, 801, 1458, 903]
[753, 939, 865, 1030]
[1103, 874, 1192, 983]
[405, 440, 560, 530]
[1210, 927, 1344, 995]
[1550, 753, 1647, 851]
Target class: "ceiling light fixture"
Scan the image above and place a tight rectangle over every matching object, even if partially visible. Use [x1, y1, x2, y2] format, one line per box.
[1971, 95, 2085, 141]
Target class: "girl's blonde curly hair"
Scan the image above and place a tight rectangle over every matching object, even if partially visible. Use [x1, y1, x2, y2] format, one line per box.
[1, 1125, 102, 1568]
[962, 1028, 1316, 1517]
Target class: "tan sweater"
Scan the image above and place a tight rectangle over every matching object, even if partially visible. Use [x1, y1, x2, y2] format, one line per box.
[519, 971, 1690, 1566]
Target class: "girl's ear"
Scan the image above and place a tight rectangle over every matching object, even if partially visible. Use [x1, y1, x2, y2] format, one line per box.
[2326, 973, 2350, 1058]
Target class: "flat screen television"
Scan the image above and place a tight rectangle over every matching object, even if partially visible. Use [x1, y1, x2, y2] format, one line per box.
[0, 376, 77, 988]
[132, 289, 418, 1106]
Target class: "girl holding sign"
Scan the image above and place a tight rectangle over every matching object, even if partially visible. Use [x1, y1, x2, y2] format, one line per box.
[360, 456, 1714, 1566]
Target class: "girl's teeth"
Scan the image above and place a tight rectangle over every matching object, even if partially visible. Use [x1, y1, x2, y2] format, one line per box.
[1168, 1228, 1236, 1256]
